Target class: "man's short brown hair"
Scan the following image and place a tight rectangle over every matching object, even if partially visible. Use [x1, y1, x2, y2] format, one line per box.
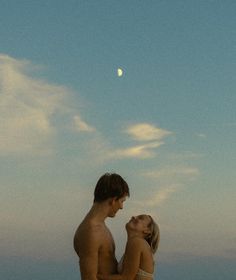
[94, 173, 130, 203]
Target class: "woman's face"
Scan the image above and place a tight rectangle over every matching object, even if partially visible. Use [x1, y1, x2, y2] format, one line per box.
[127, 214, 152, 234]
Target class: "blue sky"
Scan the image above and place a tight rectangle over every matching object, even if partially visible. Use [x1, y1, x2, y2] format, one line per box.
[0, 1, 236, 279]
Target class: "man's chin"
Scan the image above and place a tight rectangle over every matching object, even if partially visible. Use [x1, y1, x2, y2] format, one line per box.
[108, 213, 116, 218]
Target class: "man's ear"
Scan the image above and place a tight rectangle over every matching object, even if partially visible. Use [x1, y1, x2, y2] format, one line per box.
[109, 197, 117, 205]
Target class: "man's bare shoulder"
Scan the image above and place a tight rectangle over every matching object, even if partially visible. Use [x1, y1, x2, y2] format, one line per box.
[74, 219, 106, 256]
[77, 218, 105, 235]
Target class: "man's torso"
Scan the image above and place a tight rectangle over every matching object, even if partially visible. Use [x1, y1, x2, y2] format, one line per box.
[74, 219, 117, 275]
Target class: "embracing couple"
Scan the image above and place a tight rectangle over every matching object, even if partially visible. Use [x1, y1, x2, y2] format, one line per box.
[74, 173, 160, 280]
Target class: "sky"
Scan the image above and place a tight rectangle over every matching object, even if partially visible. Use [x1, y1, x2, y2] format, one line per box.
[0, 1, 236, 279]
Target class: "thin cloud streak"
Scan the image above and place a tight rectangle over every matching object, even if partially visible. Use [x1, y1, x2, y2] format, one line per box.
[73, 115, 95, 132]
[125, 123, 172, 141]
[99, 122, 173, 161]
[107, 141, 164, 160]
[144, 167, 200, 180]
[168, 151, 204, 160]
[133, 184, 181, 208]
[146, 185, 181, 206]
[197, 133, 207, 138]
[134, 166, 200, 207]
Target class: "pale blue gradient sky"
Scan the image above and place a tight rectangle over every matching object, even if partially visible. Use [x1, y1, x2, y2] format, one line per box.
[0, 1, 236, 279]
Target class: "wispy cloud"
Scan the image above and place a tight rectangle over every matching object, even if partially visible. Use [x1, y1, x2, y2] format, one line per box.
[100, 122, 172, 160]
[125, 123, 172, 141]
[0, 54, 93, 156]
[134, 166, 200, 207]
[0, 54, 172, 163]
[73, 115, 95, 132]
[131, 187, 174, 209]
[144, 166, 199, 180]
[84, 122, 172, 162]
[197, 133, 207, 138]
[107, 141, 163, 160]
[168, 151, 204, 160]
[146, 184, 181, 206]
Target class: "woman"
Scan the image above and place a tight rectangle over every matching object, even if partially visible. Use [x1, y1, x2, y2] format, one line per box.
[99, 214, 160, 280]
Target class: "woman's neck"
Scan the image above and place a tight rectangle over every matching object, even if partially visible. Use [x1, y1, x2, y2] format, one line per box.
[127, 229, 144, 239]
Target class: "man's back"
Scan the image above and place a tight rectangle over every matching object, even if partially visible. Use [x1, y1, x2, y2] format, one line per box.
[74, 216, 118, 280]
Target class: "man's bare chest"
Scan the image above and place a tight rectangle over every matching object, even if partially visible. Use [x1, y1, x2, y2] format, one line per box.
[99, 228, 115, 255]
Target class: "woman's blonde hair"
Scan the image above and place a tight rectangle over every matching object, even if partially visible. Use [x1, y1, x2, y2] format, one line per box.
[145, 215, 160, 254]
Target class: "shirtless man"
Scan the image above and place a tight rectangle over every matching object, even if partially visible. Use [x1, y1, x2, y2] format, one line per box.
[74, 173, 130, 280]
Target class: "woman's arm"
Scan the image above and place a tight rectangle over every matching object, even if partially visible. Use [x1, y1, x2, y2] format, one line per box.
[98, 274, 122, 280]
[98, 238, 142, 280]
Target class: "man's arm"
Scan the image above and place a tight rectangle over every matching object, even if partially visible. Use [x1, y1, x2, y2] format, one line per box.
[79, 228, 101, 280]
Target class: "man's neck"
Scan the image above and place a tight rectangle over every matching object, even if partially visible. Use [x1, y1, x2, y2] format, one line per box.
[87, 202, 109, 223]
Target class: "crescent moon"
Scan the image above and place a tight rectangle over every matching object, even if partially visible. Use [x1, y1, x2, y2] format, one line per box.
[117, 68, 123, 77]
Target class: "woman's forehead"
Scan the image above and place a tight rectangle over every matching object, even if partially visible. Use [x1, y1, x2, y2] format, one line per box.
[138, 214, 151, 222]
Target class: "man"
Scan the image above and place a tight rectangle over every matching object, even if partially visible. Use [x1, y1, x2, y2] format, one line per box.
[73, 173, 130, 280]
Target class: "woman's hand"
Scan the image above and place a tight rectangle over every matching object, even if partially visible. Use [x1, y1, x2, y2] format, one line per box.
[97, 273, 108, 280]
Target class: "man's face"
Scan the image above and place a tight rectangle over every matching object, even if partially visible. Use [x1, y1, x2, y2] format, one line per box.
[109, 195, 127, 217]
